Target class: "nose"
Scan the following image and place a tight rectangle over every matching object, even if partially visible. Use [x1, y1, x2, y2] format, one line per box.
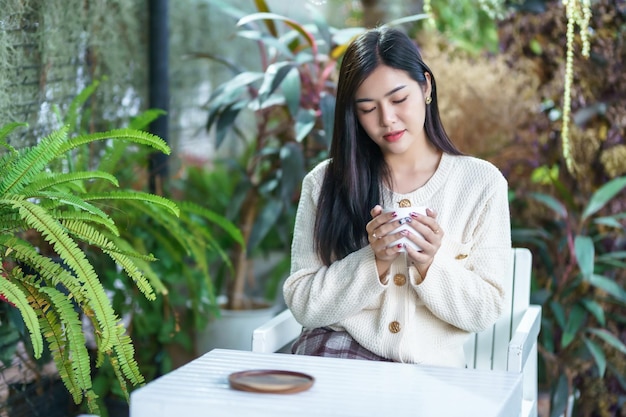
[378, 103, 395, 127]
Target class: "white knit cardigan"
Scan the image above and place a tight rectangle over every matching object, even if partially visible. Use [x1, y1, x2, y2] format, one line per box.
[283, 153, 512, 367]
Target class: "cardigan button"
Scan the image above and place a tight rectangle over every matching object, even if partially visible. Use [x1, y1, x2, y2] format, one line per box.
[393, 273, 406, 286]
[389, 321, 401, 333]
[455, 254, 468, 260]
[397, 199, 412, 207]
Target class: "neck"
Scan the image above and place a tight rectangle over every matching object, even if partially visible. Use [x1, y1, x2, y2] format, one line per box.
[386, 144, 442, 194]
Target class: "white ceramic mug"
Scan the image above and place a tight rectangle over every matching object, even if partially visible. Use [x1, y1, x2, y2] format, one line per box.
[382, 206, 427, 252]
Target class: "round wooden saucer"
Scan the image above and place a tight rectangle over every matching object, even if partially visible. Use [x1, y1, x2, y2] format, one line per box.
[228, 369, 314, 394]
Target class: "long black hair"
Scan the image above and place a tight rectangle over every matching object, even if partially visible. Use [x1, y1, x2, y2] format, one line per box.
[314, 27, 462, 265]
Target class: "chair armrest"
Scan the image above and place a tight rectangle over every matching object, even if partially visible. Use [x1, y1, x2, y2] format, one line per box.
[252, 309, 302, 353]
[507, 305, 542, 373]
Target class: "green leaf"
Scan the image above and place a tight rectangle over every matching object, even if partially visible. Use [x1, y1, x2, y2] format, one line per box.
[588, 274, 626, 303]
[320, 92, 335, 146]
[574, 235, 594, 278]
[550, 300, 566, 329]
[282, 67, 302, 117]
[583, 337, 606, 377]
[587, 328, 626, 355]
[258, 62, 295, 104]
[580, 298, 605, 326]
[593, 216, 624, 229]
[248, 199, 283, 253]
[295, 109, 316, 142]
[529, 192, 567, 218]
[279, 142, 305, 203]
[383, 13, 430, 28]
[0, 277, 44, 358]
[582, 176, 626, 220]
[550, 373, 570, 417]
[561, 304, 586, 348]
[58, 128, 170, 156]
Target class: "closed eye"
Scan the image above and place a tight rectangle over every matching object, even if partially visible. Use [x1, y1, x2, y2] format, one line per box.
[393, 96, 408, 104]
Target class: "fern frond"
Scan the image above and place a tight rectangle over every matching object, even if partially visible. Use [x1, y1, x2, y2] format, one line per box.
[22, 191, 111, 221]
[54, 211, 119, 236]
[11, 199, 118, 351]
[40, 286, 92, 394]
[112, 323, 145, 387]
[0, 126, 69, 195]
[108, 351, 131, 402]
[84, 190, 180, 217]
[0, 212, 26, 233]
[0, 122, 28, 143]
[84, 389, 101, 415]
[0, 271, 43, 358]
[22, 171, 119, 194]
[58, 129, 171, 156]
[0, 235, 89, 305]
[65, 79, 100, 134]
[62, 219, 156, 300]
[93, 142, 136, 190]
[110, 236, 168, 296]
[17, 278, 83, 404]
[180, 200, 244, 245]
[129, 109, 167, 131]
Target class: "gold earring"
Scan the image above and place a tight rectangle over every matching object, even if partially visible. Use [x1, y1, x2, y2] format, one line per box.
[425, 96, 432, 105]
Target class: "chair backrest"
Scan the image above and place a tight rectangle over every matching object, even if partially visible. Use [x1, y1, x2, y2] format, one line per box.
[464, 247, 532, 371]
[253, 248, 533, 367]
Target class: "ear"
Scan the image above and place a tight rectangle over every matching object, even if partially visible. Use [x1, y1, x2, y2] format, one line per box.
[423, 72, 433, 99]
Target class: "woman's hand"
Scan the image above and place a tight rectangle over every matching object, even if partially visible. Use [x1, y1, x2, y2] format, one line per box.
[366, 205, 405, 278]
[404, 208, 443, 279]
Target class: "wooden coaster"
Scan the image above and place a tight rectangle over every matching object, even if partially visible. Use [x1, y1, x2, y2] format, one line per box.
[228, 369, 314, 394]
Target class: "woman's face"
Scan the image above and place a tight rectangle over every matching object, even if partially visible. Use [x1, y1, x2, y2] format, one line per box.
[354, 65, 431, 156]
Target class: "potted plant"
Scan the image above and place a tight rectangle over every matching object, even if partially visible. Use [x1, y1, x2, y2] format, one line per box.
[47, 83, 244, 415]
[0, 116, 176, 416]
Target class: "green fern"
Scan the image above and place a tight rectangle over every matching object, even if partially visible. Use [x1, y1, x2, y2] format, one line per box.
[0, 122, 28, 145]
[54, 211, 119, 236]
[83, 190, 180, 217]
[0, 270, 44, 358]
[23, 191, 111, 220]
[0, 126, 69, 195]
[62, 219, 157, 300]
[21, 171, 119, 194]
[58, 128, 170, 155]
[11, 198, 119, 352]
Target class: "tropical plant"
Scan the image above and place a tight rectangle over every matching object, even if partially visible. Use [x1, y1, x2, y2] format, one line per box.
[47, 82, 244, 415]
[0, 116, 178, 414]
[511, 170, 626, 417]
[201, 0, 428, 311]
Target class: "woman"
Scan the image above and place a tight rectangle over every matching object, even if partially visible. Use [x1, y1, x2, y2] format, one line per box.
[283, 27, 511, 367]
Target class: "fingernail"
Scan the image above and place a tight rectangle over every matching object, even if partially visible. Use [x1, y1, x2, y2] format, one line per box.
[401, 230, 409, 236]
[410, 212, 419, 217]
[398, 217, 408, 225]
[397, 243, 403, 248]
[392, 211, 397, 217]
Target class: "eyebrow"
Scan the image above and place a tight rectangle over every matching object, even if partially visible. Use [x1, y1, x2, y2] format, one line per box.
[355, 85, 407, 103]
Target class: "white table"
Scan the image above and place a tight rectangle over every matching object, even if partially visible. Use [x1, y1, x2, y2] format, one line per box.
[130, 348, 522, 417]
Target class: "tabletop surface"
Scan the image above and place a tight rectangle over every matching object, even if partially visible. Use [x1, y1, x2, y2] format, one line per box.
[130, 348, 522, 417]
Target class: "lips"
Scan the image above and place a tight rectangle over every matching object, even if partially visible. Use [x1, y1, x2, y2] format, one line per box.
[383, 130, 405, 142]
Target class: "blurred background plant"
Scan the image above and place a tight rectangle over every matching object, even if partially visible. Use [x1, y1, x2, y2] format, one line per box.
[196, 0, 362, 311]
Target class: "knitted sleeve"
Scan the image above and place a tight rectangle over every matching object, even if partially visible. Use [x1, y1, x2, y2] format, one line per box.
[411, 165, 512, 333]
[283, 162, 386, 329]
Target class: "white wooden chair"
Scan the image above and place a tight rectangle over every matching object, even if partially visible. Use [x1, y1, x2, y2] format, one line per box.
[252, 248, 542, 417]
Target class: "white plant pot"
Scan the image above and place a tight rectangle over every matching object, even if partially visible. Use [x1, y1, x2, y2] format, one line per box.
[195, 298, 277, 355]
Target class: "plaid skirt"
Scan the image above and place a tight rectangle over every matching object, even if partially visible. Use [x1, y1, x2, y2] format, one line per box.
[291, 327, 392, 361]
